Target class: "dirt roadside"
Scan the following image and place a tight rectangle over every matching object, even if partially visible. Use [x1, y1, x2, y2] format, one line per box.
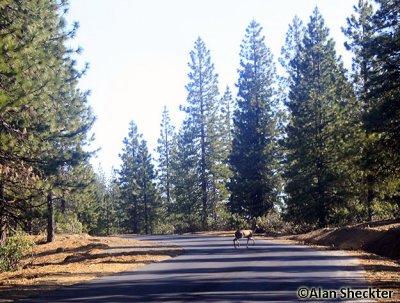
[0, 234, 183, 303]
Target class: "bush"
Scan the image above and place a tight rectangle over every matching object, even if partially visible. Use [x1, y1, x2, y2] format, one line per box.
[0, 232, 34, 272]
[255, 211, 297, 235]
[56, 214, 83, 234]
[228, 213, 251, 230]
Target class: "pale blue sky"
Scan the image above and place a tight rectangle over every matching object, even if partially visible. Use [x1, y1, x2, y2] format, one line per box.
[66, 0, 358, 175]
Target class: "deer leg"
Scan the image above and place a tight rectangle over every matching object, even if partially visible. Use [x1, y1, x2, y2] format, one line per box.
[233, 238, 239, 248]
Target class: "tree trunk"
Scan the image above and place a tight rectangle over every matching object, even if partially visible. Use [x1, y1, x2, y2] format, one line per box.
[61, 193, 66, 215]
[367, 174, 374, 221]
[47, 191, 55, 243]
[0, 181, 6, 246]
[0, 216, 6, 246]
[132, 196, 138, 234]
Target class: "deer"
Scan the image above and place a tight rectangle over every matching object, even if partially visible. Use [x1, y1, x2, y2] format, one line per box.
[233, 228, 256, 248]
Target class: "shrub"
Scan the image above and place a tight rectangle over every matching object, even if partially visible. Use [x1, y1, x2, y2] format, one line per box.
[255, 211, 298, 235]
[55, 214, 83, 234]
[0, 232, 34, 272]
[228, 213, 252, 229]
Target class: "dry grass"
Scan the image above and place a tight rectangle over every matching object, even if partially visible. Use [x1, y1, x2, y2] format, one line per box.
[0, 234, 182, 303]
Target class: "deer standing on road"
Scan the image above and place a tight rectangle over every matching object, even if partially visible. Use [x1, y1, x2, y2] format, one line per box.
[233, 229, 255, 248]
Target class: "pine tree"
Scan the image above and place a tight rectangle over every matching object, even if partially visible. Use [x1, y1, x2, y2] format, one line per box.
[282, 9, 359, 227]
[343, 0, 380, 221]
[156, 106, 175, 213]
[118, 122, 159, 234]
[0, 0, 94, 243]
[118, 121, 142, 233]
[220, 86, 234, 153]
[367, 0, 400, 156]
[229, 20, 280, 220]
[180, 37, 220, 230]
[207, 86, 234, 227]
[365, 0, 400, 214]
[170, 125, 202, 231]
[137, 139, 159, 234]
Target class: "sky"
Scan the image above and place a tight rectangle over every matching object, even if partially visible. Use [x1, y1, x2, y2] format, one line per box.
[66, 0, 359, 176]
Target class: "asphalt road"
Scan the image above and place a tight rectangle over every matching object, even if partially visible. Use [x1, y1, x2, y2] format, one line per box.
[22, 235, 369, 303]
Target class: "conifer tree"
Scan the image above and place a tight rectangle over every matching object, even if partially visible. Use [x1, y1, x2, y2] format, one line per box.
[170, 125, 202, 231]
[229, 20, 280, 220]
[0, 0, 94, 243]
[118, 122, 158, 234]
[282, 9, 359, 227]
[367, 0, 400, 157]
[118, 121, 141, 233]
[365, 0, 400, 214]
[180, 37, 220, 230]
[137, 139, 159, 234]
[343, 0, 380, 221]
[156, 106, 175, 212]
[220, 86, 234, 153]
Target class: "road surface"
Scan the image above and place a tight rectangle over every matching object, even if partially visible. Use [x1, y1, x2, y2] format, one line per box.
[22, 235, 369, 302]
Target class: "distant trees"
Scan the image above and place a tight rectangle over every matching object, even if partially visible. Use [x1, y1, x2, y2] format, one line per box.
[156, 107, 174, 213]
[1, 0, 398, 243]
[146, 3, 398, 232]
[118, 121, 159, 234]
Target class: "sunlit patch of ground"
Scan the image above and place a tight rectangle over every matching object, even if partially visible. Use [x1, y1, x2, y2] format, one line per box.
[0, 234, 183, 302]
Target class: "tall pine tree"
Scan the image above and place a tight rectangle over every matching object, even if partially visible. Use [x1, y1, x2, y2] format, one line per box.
[118, 121, 158, 234]
[343, 0, 380, 221]
[0, 0, 94, 243]
[365, 0, 400, 215]
[156, 106, 175, 213]
[282, 9, 359, 227]
[118, 121, 141, 233]
[180, 37, 220, 230]
[229, 20, 281, 221]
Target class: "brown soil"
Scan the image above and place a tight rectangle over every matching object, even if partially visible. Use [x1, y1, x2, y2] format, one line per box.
[0, 234, 183, 303]
[283, 219, 400, 260]
[275, 220, 400, 302]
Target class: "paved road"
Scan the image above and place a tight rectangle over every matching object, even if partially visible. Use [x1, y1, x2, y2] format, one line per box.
[22, 235, 369, 302]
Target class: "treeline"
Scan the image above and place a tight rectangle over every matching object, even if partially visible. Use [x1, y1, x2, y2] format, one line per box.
[0, 0, 399, 244]
[114, 0, 399, 234]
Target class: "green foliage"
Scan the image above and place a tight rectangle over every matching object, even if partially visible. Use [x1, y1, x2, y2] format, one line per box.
[156, 106, 175, 211]
[2, 0, 398, 238]
[281, 9, 361, 227]
[0, 232, 33, 272]
[229, 20, 281, 220]
[167, 37, 231, 231]
[228, 214, 251, 230]
[118, 121, 160, 234]
[55, 214, 83, 235]
[343, 0, 400, 221]
[255, 211, 295, 235]
[0, 0, 94, 242]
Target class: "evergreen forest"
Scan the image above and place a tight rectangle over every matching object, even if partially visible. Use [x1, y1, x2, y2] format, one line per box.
[0, 0, 399, 245]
